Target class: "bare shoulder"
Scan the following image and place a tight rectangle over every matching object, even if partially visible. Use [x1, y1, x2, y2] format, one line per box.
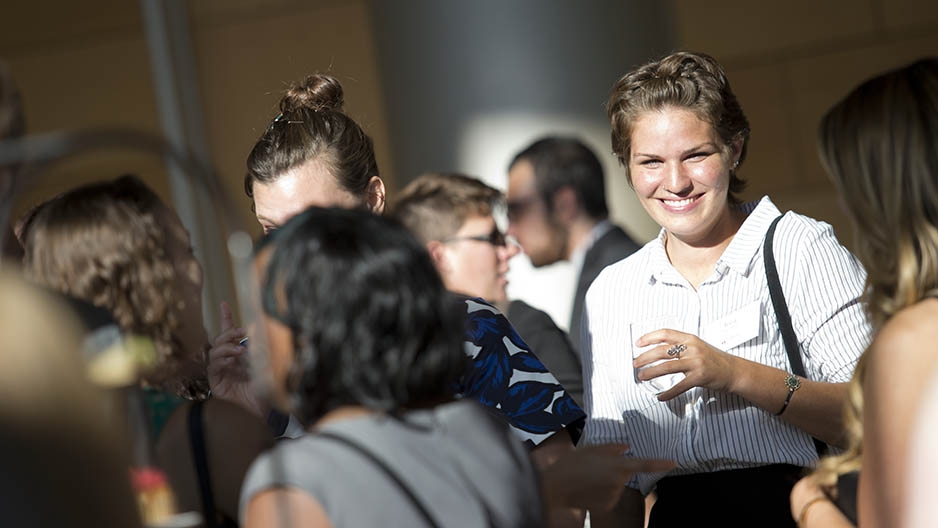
[201, 398, 271, 429]
[870, 299, 938, 362]
[157, 399, 275, 519]
[867, 299, 938, 399]
[159, 398, 273, 449]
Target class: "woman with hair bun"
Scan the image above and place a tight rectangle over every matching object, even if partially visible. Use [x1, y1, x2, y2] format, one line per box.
[246, 74, 386, 234]
[211, 73, 587, 452]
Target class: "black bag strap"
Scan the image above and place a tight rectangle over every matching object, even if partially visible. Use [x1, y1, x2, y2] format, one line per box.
[763, 215, 828, 456]
[188, 401, 219, 528]
[316, 431, 442, 528]
[764, 216, 806, 377]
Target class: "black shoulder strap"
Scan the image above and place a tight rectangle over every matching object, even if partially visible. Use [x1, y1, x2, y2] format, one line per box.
[316, 431, 442, 528]
[763, 216, 807, 378]
[763, 215, 828, 456]
[188, 401, 219, 528]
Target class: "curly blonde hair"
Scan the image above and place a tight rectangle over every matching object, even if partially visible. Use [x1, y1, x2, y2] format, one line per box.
[814, 57, 938, 491]
[23, 175, 208, 398]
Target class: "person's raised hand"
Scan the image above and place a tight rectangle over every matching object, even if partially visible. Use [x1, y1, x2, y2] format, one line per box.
[206, 301, 262, 416]
[541, 443, 674, 511]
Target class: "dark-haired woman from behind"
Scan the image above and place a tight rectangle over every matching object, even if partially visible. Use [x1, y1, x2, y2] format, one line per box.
[240, 207, 544, 528]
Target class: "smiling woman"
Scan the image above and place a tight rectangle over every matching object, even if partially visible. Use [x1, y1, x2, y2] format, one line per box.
[580, 51, 871, 528]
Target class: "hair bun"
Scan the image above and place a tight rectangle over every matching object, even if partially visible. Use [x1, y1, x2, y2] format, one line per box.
[280, 74, 345, 114]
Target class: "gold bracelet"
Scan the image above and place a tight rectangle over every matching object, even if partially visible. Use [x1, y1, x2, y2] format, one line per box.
[797, 495, 829, 527]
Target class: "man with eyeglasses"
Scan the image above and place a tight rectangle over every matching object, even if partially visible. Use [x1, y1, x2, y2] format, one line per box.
[507, 137, 640, 359]
[391, 172, 583, 405]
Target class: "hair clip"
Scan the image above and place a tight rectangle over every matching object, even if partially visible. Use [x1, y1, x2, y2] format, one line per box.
[267, 113, 304, 132]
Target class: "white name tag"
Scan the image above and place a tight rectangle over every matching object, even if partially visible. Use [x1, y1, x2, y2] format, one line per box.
[701, 299, 762, 351]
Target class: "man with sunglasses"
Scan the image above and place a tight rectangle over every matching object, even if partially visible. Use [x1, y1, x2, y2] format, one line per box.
[507, 137, 640, 358]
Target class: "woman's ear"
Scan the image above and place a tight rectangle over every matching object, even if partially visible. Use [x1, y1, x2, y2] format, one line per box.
[730, 138, 745, 166]
[365, 176, 386, 214]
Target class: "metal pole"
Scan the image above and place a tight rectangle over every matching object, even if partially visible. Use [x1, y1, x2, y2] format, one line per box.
[140, 0, 234, 335]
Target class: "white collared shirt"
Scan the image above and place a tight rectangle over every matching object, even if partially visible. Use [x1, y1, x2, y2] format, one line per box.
[580, 196, 870, 494]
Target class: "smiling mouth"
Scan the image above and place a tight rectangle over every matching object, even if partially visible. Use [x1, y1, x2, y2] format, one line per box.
[660, 195, 701, 210]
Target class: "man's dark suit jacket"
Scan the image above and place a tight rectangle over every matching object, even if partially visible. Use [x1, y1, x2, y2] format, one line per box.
[569, 225, 640, 359]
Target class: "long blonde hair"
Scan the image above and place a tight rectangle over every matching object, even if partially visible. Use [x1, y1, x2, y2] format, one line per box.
[814, 57, 938, 488]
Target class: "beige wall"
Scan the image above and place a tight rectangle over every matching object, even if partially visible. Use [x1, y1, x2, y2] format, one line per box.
[4, 1, 938, 242]
[1, 0, 391, 332]
[189, 0, 394, 234]
[672, 0, 938, 245]
[2, 0, 391, 240]
[2, 2, 168, 216]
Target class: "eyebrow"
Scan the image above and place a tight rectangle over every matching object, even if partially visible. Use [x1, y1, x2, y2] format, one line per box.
[633, 142, 719, 159]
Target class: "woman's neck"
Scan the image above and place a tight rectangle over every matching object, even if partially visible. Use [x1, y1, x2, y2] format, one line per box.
[309, 397, 457, 431]
[665, 207, 747, 290]
[312, 406, 374, 430]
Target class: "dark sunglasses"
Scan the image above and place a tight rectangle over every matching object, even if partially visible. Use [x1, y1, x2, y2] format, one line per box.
[442, 227, 506, 247]
[506, 196, 539, 222]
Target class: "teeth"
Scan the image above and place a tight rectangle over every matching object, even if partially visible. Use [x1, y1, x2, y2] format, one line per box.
[664, 197, 694, 207]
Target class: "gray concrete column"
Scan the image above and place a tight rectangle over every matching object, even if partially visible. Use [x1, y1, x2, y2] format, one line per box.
[369, 0, 675, 327]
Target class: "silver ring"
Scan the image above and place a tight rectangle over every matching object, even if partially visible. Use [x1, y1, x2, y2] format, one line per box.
[667, 343, 686, 357]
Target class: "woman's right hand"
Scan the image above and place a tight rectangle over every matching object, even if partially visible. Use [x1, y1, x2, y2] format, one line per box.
[207, 301, 264, 416]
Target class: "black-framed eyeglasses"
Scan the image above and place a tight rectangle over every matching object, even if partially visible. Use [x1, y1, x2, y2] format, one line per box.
[506, 196, 539, 222]
[442, 227, 506, 247]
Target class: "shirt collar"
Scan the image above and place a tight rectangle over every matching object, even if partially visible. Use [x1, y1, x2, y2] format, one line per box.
[717, 196, 780, 276]
[646, 196, 780, 285]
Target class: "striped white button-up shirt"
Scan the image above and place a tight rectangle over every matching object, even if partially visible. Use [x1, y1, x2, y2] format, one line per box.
[580, 196, 870, 494]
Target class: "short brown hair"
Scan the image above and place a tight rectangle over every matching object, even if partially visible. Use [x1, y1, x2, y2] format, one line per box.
[389, 173, 502, 243]
[607, 51, 750, 202]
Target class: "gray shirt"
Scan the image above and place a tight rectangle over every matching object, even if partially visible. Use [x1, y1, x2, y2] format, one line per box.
[240, 400, 543, 527]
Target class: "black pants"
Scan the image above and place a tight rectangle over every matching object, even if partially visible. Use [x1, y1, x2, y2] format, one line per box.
[648, 464, 805, 528]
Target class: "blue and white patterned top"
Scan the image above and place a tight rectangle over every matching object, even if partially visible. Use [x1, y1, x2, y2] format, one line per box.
[456, 296, 585, 447]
